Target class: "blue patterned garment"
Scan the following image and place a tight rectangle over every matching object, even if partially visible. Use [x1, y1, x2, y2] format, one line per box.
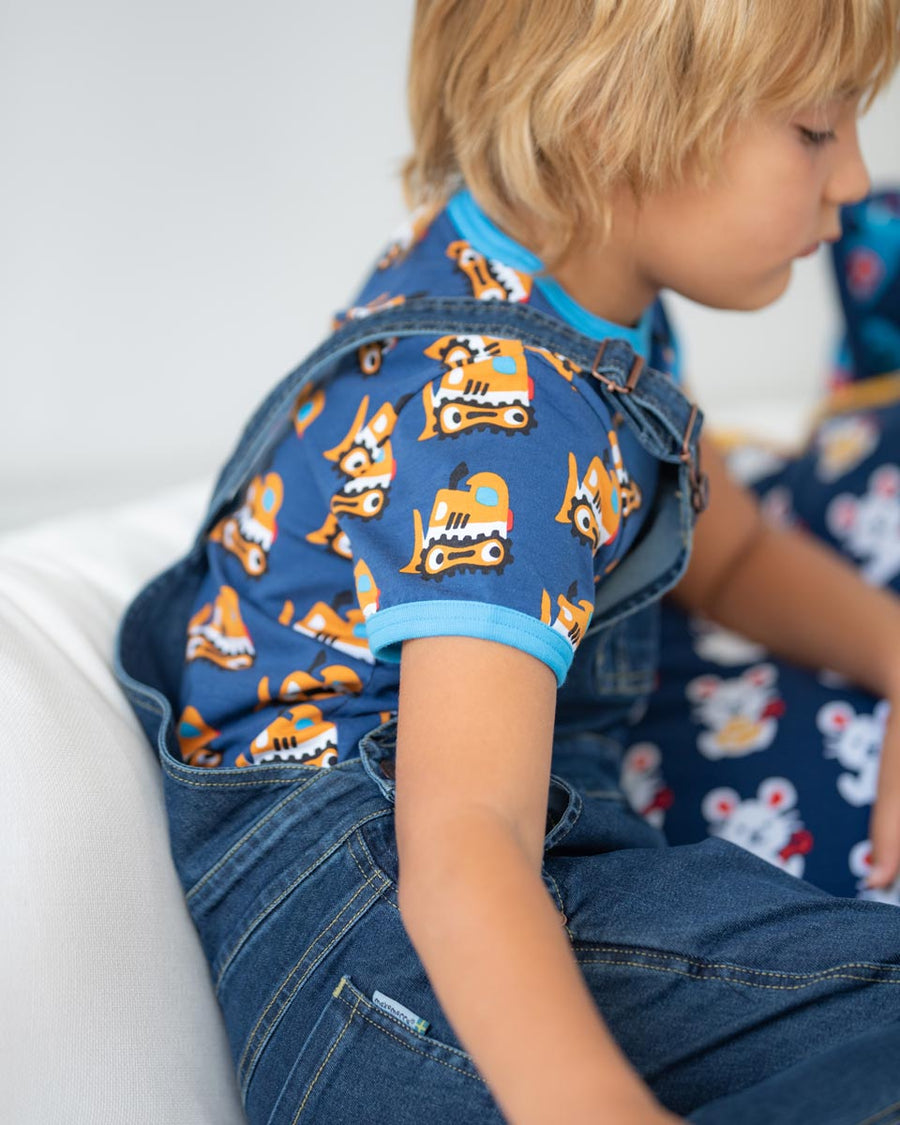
[624, 189, 900, 904]
[175, 190, 682, 770]
[827, 189, 900, 387]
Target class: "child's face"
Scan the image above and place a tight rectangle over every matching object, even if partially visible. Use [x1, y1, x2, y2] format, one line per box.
[634, 95, 871, 311]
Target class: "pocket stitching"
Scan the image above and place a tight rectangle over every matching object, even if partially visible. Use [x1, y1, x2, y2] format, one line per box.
[333, 976, 486, 1083]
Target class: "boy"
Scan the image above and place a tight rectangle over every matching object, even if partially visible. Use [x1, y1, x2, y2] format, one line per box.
[116, 2, 900, 1121]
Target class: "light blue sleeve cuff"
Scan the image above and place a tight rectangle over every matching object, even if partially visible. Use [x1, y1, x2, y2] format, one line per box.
[365, 600, 574, 687]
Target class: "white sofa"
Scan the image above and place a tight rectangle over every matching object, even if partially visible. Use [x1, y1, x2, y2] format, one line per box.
[0, 477, 247, 1125]
[0, 400, 813, 1125]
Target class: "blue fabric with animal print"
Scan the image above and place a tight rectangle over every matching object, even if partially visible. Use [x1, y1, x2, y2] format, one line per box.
[174, 190, 683, 770]
[622, 188, 900, 904]
[827, 188, 900, 387]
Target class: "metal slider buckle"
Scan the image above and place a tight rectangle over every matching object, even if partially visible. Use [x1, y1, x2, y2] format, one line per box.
[679, 403, 710, 513]
[590, 340, 643, 394]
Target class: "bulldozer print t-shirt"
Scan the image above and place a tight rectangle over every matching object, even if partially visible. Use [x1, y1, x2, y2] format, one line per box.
[175, 188, 683, 770]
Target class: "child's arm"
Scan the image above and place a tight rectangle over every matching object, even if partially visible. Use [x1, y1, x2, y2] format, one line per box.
[396, 636, 682, 1125]
[668, 432, 900, 884]
[667, 429, 900, 700]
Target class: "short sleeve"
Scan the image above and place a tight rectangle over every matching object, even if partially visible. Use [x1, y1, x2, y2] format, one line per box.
[332, 341, 636, 686]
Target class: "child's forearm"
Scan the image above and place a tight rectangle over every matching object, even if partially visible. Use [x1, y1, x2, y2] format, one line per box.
[399, 809, 669, 1125]
[700, 520, 900, 699]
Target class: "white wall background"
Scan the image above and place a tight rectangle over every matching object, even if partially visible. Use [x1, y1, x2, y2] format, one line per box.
[3, 1, 898, 531]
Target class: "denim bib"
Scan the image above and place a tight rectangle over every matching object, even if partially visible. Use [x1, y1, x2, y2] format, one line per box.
[114, 297, 708, 769]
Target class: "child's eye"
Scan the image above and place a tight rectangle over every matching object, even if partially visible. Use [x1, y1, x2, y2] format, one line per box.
[797, 126, 837, 147]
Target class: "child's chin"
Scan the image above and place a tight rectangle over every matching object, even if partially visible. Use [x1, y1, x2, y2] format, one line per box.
[698, 267, 793, 312]
[745, 273, 794, 311]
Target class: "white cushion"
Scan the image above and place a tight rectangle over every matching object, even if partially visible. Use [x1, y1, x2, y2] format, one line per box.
[0, 477, 246, 1125]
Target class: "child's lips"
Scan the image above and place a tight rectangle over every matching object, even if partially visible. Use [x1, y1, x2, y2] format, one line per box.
[798, 241, 821, 257]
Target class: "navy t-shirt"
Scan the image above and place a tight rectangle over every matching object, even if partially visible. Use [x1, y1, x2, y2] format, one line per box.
[175, 189, 683, 769]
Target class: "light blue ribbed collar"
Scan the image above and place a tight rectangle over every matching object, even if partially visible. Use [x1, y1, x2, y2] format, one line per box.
[446, 188, 654, 358]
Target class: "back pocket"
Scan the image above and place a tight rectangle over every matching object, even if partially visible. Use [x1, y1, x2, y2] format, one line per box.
[266, 974, 503, 1125]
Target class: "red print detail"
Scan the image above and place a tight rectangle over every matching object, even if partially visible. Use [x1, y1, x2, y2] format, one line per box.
[643, 788, 675, 816]
[846, 248, 884, 301]
[780, 829, 814, 861]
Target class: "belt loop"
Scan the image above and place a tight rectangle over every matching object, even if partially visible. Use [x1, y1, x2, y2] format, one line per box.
[679, 403, 710, 513]
[591, 340, 643, 395]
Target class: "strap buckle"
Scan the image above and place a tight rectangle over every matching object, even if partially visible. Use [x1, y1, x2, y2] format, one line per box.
[679, 403, 710, 513]
[590, 340, 643, 394]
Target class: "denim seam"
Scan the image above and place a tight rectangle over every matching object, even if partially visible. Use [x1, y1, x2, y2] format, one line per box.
[185, 775, 336, 902]
[542, 786, 583, 851]
[291, 994, 360, 1123]
[237, 871, 386, 1096]
[856, 1098, 900, 1125]
[161, 758, 336, 790]
[349, 828, 401, 914]
[541, 868, 566, 919]
[573, 945, 900, 979]
[235, 864, 381, 1045]
[575, 955, 900, 989]
[331, 992, 486, 1086]
[211, 810, 393, 989]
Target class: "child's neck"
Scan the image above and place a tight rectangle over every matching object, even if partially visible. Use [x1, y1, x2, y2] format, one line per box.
[509, 184, 658, 329]
[548, 241, 658, 330]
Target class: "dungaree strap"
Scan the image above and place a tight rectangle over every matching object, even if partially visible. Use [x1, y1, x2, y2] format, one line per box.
[195, 297, 708, 631]
[200, 297, 707, 539]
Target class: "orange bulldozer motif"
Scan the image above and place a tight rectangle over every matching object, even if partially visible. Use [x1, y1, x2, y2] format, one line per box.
[401, 461, 513, 580]
[208, 472, 284, 578]
[555, 451, 622, 554]
[185, 585, 255, 670]
[237, 703, 339, 769]
[420, 335, 535, 440]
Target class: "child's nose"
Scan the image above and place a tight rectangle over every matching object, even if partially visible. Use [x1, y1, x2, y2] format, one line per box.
[827, 129, 872, 208]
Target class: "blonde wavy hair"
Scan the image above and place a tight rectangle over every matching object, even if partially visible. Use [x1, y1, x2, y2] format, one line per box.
[399, 0, 900, 272]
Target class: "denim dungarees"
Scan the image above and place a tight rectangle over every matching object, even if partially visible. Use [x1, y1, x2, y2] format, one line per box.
[113, 299, 900, 1125]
